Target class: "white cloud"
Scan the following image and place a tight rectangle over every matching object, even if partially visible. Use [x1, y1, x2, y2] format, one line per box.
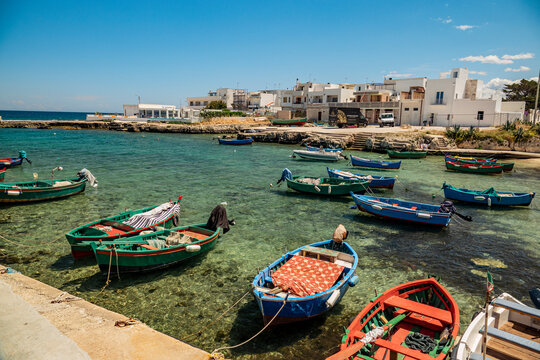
[11, 100, 24, 105]
[440, 71, 451, 78]
[469, 71, 487, 76]
[501, 53, 534, 60]
[480, 78, 521, 99]
[530, 77, 539, 82]
[504, 66, 531, 72]
[459, 55, 513, 64]
[455, 25, 476, 30]
[385, 72, 412, 78]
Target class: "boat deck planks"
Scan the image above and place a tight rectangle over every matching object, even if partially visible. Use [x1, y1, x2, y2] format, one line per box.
[486, 321, 540, 360]
[176, 229, 208, 240]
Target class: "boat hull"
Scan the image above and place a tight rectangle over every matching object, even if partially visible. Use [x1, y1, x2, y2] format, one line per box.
[327, 168, 395, 189]
[0, 178, 87, 203]
[271, 118, 307, 126]
[351, 193, 452, 227]
[445, 161, 503, 174]
[350, 155, 401, 169]
[218, 138, 253, 145]
[306, 145, 342, 152]
[0, 168, 5, 182]
[0, 157, 24, 168]
[293, 150, 342, 161]
[445, 155, 497, 164]
[92, 225, 220, 274]
[443, 183, 534, 206]
[387, 150, 427, 159]
[286, 177, 368, 196]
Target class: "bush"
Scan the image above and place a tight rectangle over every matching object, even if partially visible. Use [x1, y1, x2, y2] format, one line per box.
[501, 120, 516, 131]
[445, 125, 465, 143]
[462, 126, 479, 141]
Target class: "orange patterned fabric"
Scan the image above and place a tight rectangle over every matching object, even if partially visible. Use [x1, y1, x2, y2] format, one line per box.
[271, 255, 344, 297]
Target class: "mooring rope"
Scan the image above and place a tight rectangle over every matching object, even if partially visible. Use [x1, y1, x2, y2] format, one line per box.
[183, 288, 252, 342]
[0, 234, 62, 248]
[92, 248, 113, 301]
[209, 297, 288, 359]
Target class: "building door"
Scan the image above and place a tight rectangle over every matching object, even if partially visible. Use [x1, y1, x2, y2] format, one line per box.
[318, 112, 321, 121]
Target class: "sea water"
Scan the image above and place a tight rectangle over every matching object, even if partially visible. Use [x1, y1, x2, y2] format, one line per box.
[0, 127, 539, 359]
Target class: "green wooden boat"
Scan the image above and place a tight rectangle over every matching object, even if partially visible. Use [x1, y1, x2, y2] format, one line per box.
[499, 162, 514, 172]
[286, 176, 369, 196]
[89, 223, 221, 274]
[0, 177, 87, 203]
[445, 161, 503, 174]
[387, 150, 427, 159]
[66, 198, 181, 259]
[270, 118, 307, 126]
[0, 168, 5, 182]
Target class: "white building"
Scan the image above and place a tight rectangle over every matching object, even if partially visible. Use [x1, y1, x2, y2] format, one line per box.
[123, 104, 182, 119]
[187, 88, 247, 110]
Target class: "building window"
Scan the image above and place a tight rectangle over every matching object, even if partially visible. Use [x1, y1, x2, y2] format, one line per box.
[435, 91, 444, 105]
[413, 107, 418, 111]
[404, 108, 409, 111]
[477, 111, 484, 120]
[453, 72, 458, 78]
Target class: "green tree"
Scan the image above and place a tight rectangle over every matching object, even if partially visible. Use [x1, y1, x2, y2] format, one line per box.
[503, 79, 538, 110]
[205, 100, 227, 110]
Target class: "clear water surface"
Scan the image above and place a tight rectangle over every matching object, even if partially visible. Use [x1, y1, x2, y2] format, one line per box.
[0, 128, 538, 359]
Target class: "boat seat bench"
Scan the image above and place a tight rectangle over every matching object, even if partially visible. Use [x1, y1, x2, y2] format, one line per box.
[383, 296, 452, 324]
[480, 326, 540, 353]
[492, 298, 540, 320]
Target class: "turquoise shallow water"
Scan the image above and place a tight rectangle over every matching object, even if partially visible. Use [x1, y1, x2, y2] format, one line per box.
[1, 128, 539, 359]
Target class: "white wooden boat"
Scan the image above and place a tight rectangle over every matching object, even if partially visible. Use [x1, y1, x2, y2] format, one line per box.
[292, 149, 344, 162]
[452, 293, 540, 360]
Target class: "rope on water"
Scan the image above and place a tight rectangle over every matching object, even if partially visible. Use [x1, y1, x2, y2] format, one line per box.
[209, 297, 288, 359]
[183, 288, 252, 342]
[0, 234, 62, 248]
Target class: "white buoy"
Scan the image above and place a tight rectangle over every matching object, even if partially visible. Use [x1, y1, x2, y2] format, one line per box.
[487, 198, 492, 207]
[328, 185, 332, 194]
[314, 186, 321, 192]
[417, 213, 431, 219]
[220, 201, 228, 206]
[326, 289, 341, 308]
[186, 245, 201, 253]
[372, 204, 383, 210]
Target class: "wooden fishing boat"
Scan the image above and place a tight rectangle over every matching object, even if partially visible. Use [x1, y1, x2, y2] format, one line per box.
[286, 176, 368, 196]
[271, 118, 307, 126]
[351, 193, 453, 227]
[218, 137, 253, 145]
[445, 161, 503, 174]
[387, 150, 427, 159]
[0, 168, 5, 182]
[0, 151, 30, 168]
[499, 162, 514, 172]
[327, 168, 396, 189]
[443, 183, 534, 206]
[444, 155, 497, 164]
[252, 239, 358, 325]
[293, 149, 345, 161]
[327, 278, 460, 360]
[90, 223, 221, 274]
[452, 293, 540, 360]
[0, 175, 89, 204]
[306, 145, 343, 152]
[66, 197, 182, 259]
[351, 155, 401, 169]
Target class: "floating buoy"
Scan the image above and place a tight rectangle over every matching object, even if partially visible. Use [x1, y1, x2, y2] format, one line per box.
[220, 201, 228, 206]
[269, 184, 273, 188]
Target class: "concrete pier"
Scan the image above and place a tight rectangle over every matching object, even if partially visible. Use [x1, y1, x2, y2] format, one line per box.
[0, 265, 210, 360]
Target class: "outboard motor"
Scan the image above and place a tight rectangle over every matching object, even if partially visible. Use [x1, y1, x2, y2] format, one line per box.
[439, 200, 456, 214]
[19, 150, 31, 164]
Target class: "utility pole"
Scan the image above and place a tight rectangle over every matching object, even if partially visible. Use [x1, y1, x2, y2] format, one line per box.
[534, 67, 539, 124]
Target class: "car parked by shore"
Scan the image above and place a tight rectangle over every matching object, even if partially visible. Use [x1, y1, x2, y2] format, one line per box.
[379, 113, 395, 127]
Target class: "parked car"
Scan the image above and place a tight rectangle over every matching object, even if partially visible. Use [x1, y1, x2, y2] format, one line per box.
[330, 108, 369, 128]
[379, 113, 395, 127]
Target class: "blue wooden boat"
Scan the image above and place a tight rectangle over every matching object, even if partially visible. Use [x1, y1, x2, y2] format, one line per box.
[443, 183, 535, 206]
[0, 151, 31, 168]
[327, 168, 396, 189]
[350, 155, 401, 169]
[306, 145, 343, 153]
[218, 137, 253, 145]
[351, 193, 453, 227]
[252, 239, 358, 325]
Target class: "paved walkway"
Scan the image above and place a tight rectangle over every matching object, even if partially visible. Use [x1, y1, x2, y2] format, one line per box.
[0, 265, 210, 360]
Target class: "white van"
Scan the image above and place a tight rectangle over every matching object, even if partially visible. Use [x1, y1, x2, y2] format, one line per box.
[379, 113, 395, 127]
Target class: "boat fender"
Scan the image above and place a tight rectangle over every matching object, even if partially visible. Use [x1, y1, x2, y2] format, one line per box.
[372, 204, 383, 210]
[326, 289, 341, 308]
[487, 198, 491, 207]
[172, 213, 180, 227]
[417, 213, 431, 219]
[348, 275, 359, 287]
[314, 186, 321, 192]
[328, 185, 331, 194]
[474, 196, 486, 201]
[186, 245, 201, 253]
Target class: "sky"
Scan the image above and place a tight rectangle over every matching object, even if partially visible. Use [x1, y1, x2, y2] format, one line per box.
[0, 0, 539, 112]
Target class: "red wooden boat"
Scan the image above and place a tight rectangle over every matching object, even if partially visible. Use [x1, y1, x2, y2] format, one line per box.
[0, 168, 5, 182]
[445, 161, 503, 174]
[327, 278, 460, 360]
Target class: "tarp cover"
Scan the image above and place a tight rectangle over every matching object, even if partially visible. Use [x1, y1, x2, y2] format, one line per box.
[123, 202, 180, 229]
[271, 255, 344, 297]
[205, 204, 231, 234]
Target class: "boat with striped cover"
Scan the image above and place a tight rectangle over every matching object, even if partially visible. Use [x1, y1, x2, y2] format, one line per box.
[445, 161, 503, 174]
[452, 293, 540, 360]
[327, 168, 396, 189]
[0, 151, 31, 168]
[326, 278, 460, 360]
[218, 137, 253, 145]
[442, 183, 535, 206]
[252, 239, 358, 325]
[306, 145, 343, 153]
[271, 118, 307, 126]
[351, 193, 453, 227]
[0, 168, 5, 182]
[90, 223, 222, 274]
[66, 197, 182, 259]
[351, 155, 401, 169]
[444, 154, 497, 164]
[387, 150, 427, 159]
[292, 149, 345, 161]
[279, 169, 368, 196]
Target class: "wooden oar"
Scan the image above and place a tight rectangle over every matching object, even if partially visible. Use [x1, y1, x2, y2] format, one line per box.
[325, 312, 409, 360]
